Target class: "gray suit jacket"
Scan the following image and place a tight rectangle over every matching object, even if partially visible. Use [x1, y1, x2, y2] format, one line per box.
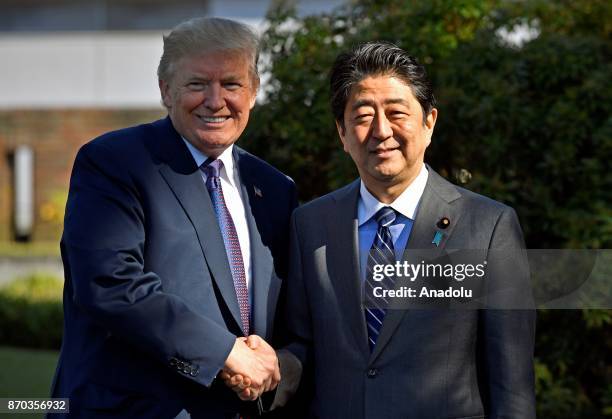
[281, 167, 536, 419]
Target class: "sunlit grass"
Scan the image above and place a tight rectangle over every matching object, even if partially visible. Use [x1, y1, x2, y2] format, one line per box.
[0, 242, 60, 258]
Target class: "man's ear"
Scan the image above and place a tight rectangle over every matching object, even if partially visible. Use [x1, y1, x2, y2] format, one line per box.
[335, 119, 349, 153]
[424, 108, 438, 146]
[159, 79, 172, 109]
[249, 77, 260, 109]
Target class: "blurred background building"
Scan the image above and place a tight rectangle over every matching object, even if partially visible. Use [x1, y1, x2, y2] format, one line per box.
[0, 0, 342, 243]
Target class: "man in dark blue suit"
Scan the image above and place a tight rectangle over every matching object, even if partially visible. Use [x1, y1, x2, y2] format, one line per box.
[50, 17, 297, 418]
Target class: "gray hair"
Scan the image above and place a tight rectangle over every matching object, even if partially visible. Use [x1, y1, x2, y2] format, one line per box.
[157, 17, 260, 84]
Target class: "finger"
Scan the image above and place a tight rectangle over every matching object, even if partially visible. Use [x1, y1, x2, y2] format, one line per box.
[269, 373, 280, 391]
[238, 387, 251, 401]
[245, 335, 260, 349]
[235, 379, 250, 390]
[230, 374, 244, 386]
[262, 375, 273, 392]
[246, 387, 260, 401]
[248, 375, 263, 388]
[230, 383, 248, 392]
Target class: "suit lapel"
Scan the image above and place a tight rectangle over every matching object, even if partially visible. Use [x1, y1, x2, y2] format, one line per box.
[370, 167, 463, 362]
[233, 147, 274, 339]
[154, 118, 243, 333]
[328, 181, 370, 359]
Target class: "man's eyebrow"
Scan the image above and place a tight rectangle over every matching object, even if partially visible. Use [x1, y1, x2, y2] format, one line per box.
[186, 75, 209, 82]
[384, 98, 411, 107]
[351, 98, 411, 111]
[221, 74, 243, 82]
[351, 99, 375, 111]
[185, 74, 244, 82]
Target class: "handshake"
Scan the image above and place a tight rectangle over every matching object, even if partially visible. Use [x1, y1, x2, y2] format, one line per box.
[221, 335, 280, 401]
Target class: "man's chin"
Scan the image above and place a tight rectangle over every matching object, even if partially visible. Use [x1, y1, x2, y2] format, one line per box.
[192, 137, 236, 155]
[370, 164, 403, 180]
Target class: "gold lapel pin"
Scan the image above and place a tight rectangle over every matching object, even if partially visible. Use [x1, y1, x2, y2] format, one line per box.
[436, 217, 450, 229]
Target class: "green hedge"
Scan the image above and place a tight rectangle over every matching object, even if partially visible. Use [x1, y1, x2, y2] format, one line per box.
[0, 274, 63, 350]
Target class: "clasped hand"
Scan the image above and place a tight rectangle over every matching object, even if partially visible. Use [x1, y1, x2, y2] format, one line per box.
[221, 335, 280, 401]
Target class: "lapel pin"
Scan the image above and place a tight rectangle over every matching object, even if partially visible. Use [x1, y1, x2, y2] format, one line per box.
[437, 217, 450, 229]
[432, 231, 444, 247]
[253, 185, 263, 198]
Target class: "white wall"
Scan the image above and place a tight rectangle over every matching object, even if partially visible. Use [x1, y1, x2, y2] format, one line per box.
[0, 31, 166, 109]
[0, 0, 344, 109]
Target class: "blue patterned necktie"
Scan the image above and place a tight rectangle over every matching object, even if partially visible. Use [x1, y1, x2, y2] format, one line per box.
[365, 206, 397, 351]
[201, 159, 250, 336]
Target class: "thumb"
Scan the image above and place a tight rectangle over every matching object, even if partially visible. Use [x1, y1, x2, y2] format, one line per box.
[246, 334, 261, 349]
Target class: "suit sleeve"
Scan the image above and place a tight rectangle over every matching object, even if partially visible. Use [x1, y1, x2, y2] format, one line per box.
[481, 207, 536, 418]
[61, 141, 236, 387]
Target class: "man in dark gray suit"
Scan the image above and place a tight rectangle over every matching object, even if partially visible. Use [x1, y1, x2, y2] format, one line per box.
[275, 42, 536, 418]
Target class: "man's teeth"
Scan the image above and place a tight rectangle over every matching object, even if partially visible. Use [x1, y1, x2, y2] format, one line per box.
[201, 116, 228, 123]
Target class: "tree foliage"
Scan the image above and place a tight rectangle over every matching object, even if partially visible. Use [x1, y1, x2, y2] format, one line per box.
[244, 1, 612, 417]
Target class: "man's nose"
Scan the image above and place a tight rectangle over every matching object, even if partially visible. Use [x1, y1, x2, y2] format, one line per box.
[372, 113, 393, 140]
[204, 84, 225, 110]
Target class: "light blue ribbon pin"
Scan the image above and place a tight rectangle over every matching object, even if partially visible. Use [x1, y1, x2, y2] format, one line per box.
[432, 231, 444, 247]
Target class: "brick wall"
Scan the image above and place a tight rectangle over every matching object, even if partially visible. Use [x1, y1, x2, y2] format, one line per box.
[0, 109, 166, 242]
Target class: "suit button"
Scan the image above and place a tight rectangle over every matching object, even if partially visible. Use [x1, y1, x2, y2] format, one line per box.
[367, 368, 378, 378]
[169, 357, 177, 367]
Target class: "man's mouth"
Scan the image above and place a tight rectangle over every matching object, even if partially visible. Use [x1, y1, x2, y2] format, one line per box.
[372, 148, 398, 157]
[199, 116, 230, 123]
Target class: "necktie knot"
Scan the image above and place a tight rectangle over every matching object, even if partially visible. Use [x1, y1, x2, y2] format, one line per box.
[375, 206, 396, 227]
[201, 159, 223, 190]
[201, 158, 223, 178]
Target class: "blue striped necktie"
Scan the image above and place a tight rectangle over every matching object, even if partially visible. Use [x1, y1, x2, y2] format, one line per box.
[201, 159, 250, 336]
[365, 206, 396, 351]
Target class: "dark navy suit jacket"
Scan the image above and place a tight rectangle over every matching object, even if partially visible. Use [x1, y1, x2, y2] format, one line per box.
[50, 117, 297, 418]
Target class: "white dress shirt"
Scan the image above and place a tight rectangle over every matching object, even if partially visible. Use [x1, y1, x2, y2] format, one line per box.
[357, 163, 429, 280]
[358, 163, 429, 224]
[182, 139, 252, 302]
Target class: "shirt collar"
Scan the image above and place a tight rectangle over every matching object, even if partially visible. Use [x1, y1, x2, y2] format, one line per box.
[358, 163, 429, 226]
[182, 138, 236, 186]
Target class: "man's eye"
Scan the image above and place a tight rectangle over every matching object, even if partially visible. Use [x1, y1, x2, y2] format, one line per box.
[187, 81, 206, 91]
[389, 110, 408, 119]
[224, 83, 241, 90]
[355, 114, 373, 121]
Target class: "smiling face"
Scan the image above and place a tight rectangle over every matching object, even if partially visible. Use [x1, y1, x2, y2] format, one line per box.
[159, 50, 258, 157]
[337, 74, 437, 199]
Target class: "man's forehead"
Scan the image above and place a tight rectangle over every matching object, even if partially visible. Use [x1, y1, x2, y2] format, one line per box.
[181, 50, 247, 64]
[348, 75, 416, 103]
[175, 51, 251, 76]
